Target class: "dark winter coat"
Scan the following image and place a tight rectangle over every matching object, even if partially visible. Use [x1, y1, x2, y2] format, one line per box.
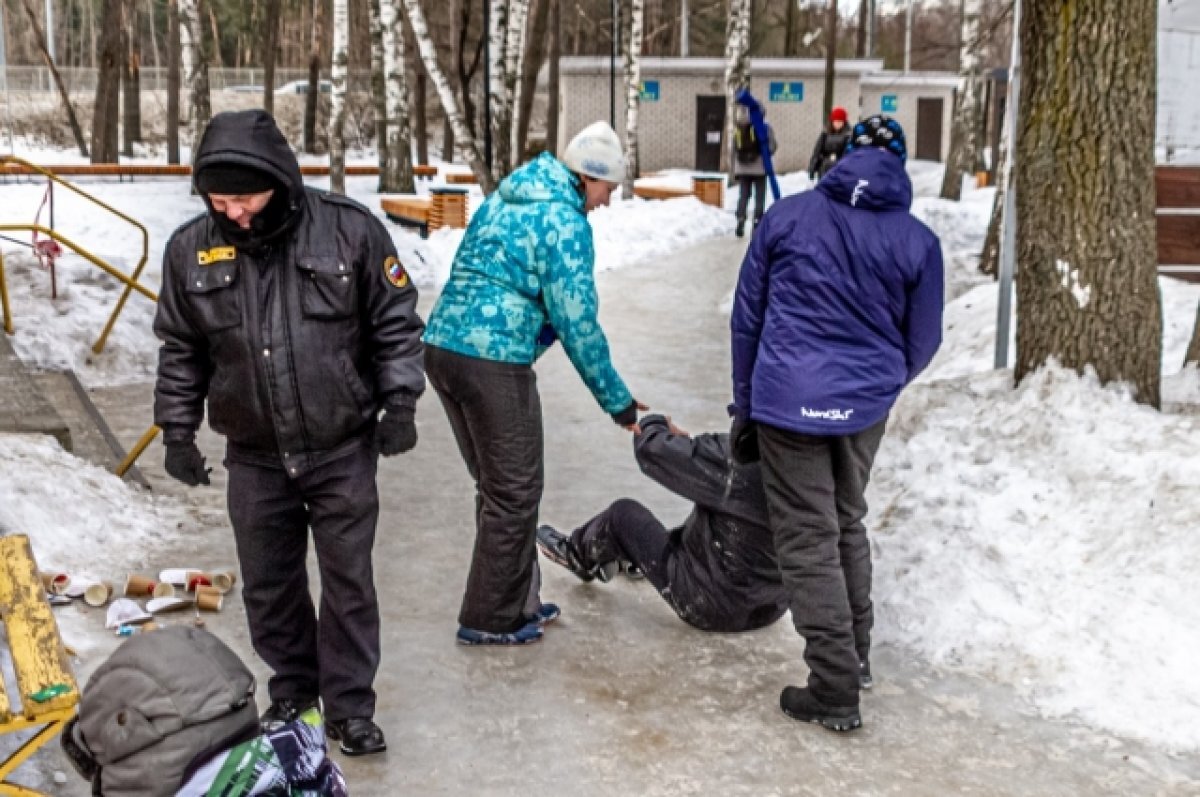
[808, 129, 852, 179]
[153, 110, 425, 476]
[730, 147, 944, 436]
[634, 415, 789, 632]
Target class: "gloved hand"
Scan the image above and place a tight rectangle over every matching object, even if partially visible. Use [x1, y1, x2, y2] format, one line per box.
[729, 415, 760, 465]
[164, 440, 211, 486]
[611, 399, 649, 432]
[374, 406, 417, 456]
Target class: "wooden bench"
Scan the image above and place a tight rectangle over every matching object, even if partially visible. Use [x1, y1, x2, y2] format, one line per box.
[0, 535, 79, 796]
[633, 177, 725, 208]
[382, 189, 470, 238]
[413, 165, 439, 179]
[1158, 166, 1200, 282]
[381, 196, 432, 235]
[445, 172, 478, 186]
[634, 184, 692, 201]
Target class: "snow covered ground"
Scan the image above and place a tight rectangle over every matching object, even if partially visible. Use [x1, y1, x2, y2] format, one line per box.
[3, 149, 1200, 762]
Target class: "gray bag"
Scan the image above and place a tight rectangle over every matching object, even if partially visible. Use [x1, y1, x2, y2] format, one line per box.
[70, 627, 259, 797]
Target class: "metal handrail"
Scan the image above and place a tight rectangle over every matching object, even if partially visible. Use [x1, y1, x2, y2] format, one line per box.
[0, 155, 153, 354]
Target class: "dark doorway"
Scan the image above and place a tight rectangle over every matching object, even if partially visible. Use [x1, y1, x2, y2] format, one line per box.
[916, 97, 945, 162]
[696, 96, 726, 172]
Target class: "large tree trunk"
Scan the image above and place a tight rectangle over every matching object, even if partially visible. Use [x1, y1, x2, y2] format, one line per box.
[940, 0, 985, 200]
[329, 0, 349, 194]
[263, 0, 282, 115]
[402, 0, 494, 190]
[21, 0, 88, 157]
[515, 0, 550, 162]
[370, 0, 388, 184]
[622, 0, 644, 197]
[1015, 0, 1161, 406]
[304, 0, 325, 154]
[122, 0, 142, 157]
[91, 0, 123, 162]
[380, 0, 414, 192]
[179, 0, 210, 158]
[822, 0, 837, 121]
[407, 21, 429, 168]
[856, 0, 867, 57]
[167, 0, 180, 163]
[720, 0, 751, 175]
[546, 0, 559, 155]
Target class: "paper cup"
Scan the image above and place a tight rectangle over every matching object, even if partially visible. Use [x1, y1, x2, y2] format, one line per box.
[212, 571, 237, 594]
[152, 582, 176, 599]
[185, 571, 213, 590]
[195, 591, 223, 612]
[194, 584, 222, 600]
[40, 572, 71, 595]
[124, 574, 157, 597]
[83, 581, 113, 608]
[186, 570, 236, 593]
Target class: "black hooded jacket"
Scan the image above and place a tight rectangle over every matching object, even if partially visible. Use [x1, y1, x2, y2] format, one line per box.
[634, 415, 788, 632]
[808, 128, 852, 179]
[153, 110, 425, 475]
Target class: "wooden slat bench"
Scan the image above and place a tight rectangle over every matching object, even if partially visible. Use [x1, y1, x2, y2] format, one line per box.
[0, 534, 79, 796]
[445, 172, 478, 186]
[382, 190, 470, 238]
[1157, 166, 1200, 282]
[633, 185, 692, 201]
[381, 196, 433, 236]
[413, 165, 439, 179]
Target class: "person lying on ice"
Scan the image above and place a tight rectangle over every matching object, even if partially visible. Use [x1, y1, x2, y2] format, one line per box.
[537, 414, 823, 640]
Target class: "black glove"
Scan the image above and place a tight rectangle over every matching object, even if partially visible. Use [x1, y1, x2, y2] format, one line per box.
[730, 415, 760, 465]
[164, 440, 211, 486]
[374, 406, 417, 456]
[611, 400, 639, 428]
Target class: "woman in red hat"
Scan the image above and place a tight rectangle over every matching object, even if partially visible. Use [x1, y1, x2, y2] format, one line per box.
[807, 106, 852, 181]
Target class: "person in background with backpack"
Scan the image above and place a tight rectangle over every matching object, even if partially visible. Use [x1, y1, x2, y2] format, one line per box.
[732, 105, 778, 238]
[808, 106, 852, 182]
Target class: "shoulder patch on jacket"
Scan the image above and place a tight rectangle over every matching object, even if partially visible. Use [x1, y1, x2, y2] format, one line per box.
[383, 255, 409, 289]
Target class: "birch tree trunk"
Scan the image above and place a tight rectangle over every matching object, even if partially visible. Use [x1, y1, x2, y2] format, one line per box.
[402, 0, 495, 191]
[622, 0, 644, 198]
[380, 0, 414, 193]
[505, 0, 532, 167]
[488, 0, 511, 176]
[940, 0, 984, 200]
[720, 0, 751, 175]
[329, 0, 349, 194]
[370, 0, 388, 184]
[1015, 0, 1161, 406]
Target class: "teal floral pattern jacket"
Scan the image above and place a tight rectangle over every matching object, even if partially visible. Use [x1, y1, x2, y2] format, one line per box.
[424, 153, 632, 414]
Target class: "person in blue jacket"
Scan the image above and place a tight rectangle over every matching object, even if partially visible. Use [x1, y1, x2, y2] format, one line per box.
[729, 115, 943, 731]
[424, 121, 644, 646]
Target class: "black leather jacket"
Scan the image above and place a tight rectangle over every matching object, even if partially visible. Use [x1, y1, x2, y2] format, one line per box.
[153, 110, 425, 476]
[808, 129, 852, 178]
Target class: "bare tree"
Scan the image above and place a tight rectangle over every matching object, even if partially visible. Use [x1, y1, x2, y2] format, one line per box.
[546, 0, 560, 155]
[380, 0, 414, 192]
[720, 0, 751, 174]
[91, 0, 123, 162]
[304, 0, 326, 153]
[1015, 0, 1161, 406]
[515, 0, 551, 160]
[329, 0, 349, 193]
[458, 0, 485, 140]
[622, 0, 644, 197]
[406, 21, 429, 166]
[263, 0, 282, 115]
[122, 0, 142, 157]
[821, 0, 837, 121]
[167, 0, 180, 163]
[940, 0, 984, 200]
[20, 0, 88, 156]
[402, 0, 493, 190]
[370, 0, 389, 182]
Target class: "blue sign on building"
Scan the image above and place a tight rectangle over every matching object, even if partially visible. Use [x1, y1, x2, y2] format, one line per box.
[769, 82, 804, 103]
[881, 94, 899, 113]
[640, 80, 660, 102]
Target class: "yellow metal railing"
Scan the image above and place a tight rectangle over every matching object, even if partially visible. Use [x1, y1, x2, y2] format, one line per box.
[0, 155, 154, 354]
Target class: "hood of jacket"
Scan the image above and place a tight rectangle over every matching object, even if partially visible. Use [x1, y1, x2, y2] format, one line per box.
[497, 152, 585, 212]
[817, 146, 912, 212]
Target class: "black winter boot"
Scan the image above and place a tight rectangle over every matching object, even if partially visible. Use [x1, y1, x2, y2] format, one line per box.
[260, 697, 320, 731]
[779, 687, 861, 732]
[327, 717, 387, 756]
[735, 218, 746, 238]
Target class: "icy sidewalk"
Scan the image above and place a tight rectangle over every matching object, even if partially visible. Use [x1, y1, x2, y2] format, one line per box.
[63, 236, 1197, 796]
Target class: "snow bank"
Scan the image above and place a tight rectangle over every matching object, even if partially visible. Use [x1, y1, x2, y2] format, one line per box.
[871, 364, 1200, 752]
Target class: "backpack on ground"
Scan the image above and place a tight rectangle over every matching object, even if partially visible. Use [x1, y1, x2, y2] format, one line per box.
[64, 627, 260, 797]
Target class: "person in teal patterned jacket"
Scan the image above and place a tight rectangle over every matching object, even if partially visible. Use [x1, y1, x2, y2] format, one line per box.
[425, 121, 644, 645]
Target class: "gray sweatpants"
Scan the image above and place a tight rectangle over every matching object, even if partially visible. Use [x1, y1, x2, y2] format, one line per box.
[757, 419, 887, 707]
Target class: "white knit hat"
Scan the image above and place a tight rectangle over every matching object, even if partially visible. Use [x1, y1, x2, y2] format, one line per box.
[562, 122, 626, 183]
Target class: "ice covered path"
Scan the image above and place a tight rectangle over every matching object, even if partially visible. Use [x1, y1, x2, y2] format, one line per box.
[82, 236, 1196, 796]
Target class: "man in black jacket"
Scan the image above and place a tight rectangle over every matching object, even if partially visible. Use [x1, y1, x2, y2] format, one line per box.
[153, 110, 425, 756]
[537, 415, 791, 634]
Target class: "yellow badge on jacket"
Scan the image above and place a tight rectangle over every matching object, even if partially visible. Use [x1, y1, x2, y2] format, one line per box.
[197, 246, 237, 266]
[383, 255, 409, 289]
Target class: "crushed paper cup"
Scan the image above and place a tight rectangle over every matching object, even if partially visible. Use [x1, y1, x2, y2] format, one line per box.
[106, 599, 152, 629]
[186, 570, 237, 593]
[82, 581, 114, 608]
[195, 591, 223, 612]
[40, 572, 71, 595]
[146, 596, 191, 614]
[152, 582, 176, 599]
[124, 574, 158, 597]
[158, 568, 203, 586]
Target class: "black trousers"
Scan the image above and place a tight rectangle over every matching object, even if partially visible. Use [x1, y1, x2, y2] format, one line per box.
[225, 440, 380, 721]
[425, 345, 544, 634]
[735, 176, 768, 223]
[757, 420, 887, 707]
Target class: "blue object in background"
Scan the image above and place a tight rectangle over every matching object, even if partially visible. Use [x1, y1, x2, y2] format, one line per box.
[640, 80, 660, 102]
[735, 88, 781, 202]
[768, 82, 804, 103]
[881, 94, 898, 113]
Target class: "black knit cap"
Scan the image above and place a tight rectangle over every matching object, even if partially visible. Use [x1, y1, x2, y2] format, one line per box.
[195, 163, 282, 196]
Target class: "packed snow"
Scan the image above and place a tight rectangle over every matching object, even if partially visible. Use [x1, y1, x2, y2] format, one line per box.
[3, 146, 1200, 758]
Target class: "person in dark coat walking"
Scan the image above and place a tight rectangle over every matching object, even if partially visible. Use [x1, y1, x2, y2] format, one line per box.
[807, 106, 851, 181]
[536, 414, 790, 633]
[153, 109, 426, 755]
[732, 105, 778, 239]
[730, 115, 943, 732]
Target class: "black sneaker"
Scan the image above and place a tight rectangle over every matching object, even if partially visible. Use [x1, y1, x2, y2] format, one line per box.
[735, 219, 746, 238]
[621, 561, 645, 580]
[536, 525, 595, 583]
[779, 686, 862, 732]
[260, 697, 320, 730]
[860, 659, 873, 690]
[327, 717, 387, 756]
